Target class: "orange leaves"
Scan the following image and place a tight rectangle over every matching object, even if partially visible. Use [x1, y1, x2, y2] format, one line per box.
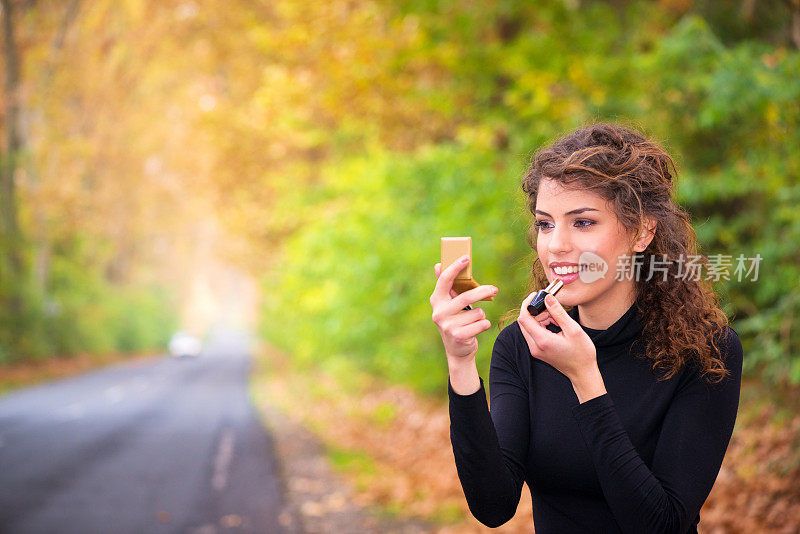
[256, 346, 800, 533]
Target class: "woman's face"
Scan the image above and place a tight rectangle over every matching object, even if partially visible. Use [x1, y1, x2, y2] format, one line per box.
[534, 178, 645, 308]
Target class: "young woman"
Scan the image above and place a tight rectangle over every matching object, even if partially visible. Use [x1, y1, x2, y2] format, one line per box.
[430, 123, 743, 533]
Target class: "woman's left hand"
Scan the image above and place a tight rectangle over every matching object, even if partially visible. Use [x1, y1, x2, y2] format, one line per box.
[517, 292, 598, 382]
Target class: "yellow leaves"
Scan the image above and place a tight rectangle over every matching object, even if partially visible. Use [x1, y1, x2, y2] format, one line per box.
[245, 25, 274, 52]
[505, 69, 580, 122]
[765, 102, 779, 127]
[567, 58, 606, 106]
[506, 70, 551, 112]
[299, 278, 341, 315]
[455, 124, 497, 151]
[590, 87, 607, 107]
[282, 22, 312, 48]
[397, 13, 423, 46]
[121, 0, 146, 23]
[197, 93, 216, 112]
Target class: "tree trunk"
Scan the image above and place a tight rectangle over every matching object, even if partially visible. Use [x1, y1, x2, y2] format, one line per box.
[31, 0, 81, 292]
[783, 0, 800, 49]
[1, 0, 24, 346]
[1, 0, 21, 245]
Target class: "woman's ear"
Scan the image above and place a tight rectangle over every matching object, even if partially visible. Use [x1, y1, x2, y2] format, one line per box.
[634, 217, 657, 252]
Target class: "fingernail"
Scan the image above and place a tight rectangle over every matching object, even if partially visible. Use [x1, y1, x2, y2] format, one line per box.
[461, 255, 470, 263]
[545, 295, 555, 306]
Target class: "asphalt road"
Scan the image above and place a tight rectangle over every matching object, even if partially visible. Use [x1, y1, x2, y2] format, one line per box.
[0, 330, 289, 534]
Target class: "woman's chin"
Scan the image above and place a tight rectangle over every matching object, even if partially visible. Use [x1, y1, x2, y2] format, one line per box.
[554, 292, 581, 308]
[545, 281, 576, 305]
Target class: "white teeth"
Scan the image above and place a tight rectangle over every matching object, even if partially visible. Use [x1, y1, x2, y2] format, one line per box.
[554, 265, 579, 275]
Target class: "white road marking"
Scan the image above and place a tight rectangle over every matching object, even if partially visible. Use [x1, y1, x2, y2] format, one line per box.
[212, 428, 235, 491]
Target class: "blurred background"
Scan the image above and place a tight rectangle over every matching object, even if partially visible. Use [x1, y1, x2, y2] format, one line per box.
[1, 0, 798, 532]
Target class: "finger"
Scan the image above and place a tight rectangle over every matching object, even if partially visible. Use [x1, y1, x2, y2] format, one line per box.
[519, 290, 552, 321]
[520, 291, 537, 316]
[544, 294, 577, 334]
[518, 293, 554, 349]
[533, 310, 552, 323]
[450, 307, 485, 326]
[518, 291, 541, 334]
[519, 307, 553, 350]
[453, 318, 492, 340]
[537, 316, 554, 327]
[450, 284, 498, 313]
[431, 255, 470, 304]
[518, 291, 539, 332]
[517, 318, 543, 356]
[434, 263, 460, 298]
[518, 298, 548, 335]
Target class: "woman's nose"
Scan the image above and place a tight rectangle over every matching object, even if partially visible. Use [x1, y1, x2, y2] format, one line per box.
[548, 225, 572, 254]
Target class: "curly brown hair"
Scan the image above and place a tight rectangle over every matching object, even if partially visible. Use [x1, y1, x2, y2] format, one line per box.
[500, 122, 731, 384]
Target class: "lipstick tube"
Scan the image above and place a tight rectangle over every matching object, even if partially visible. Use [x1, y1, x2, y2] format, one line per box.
[527, 279, 565, 316]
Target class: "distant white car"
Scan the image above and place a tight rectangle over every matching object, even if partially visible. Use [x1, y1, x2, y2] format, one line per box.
[168, 332, 202, 358]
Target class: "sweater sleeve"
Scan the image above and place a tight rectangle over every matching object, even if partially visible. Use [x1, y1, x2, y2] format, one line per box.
[448, 325, 529, 527]
[571, 326, 744, 534]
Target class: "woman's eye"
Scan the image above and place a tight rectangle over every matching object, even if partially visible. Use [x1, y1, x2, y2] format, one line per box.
[535, 219, 594, 230]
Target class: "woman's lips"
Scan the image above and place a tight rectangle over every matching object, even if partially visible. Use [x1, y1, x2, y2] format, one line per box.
[551, 265, 582, 284]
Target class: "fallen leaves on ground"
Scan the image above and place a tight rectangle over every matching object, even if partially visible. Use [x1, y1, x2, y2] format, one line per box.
[255, 346, 800, 533]
[700, 382, 800, 534]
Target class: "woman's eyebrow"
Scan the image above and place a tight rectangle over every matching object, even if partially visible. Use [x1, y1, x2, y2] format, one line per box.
[535, 207, 599, 217]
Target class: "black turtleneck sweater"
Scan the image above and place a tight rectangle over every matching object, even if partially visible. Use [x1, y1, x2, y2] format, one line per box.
[448, 302, 743, 534]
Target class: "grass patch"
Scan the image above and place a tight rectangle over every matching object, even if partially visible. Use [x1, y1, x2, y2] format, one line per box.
[369, 401, 397, 428]
[327, 446, 379, 493]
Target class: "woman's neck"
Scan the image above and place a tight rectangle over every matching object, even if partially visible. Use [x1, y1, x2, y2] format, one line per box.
[577, 282, 636, 330]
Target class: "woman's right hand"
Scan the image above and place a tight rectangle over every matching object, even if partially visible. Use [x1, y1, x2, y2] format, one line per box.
[430, 255, 499, 361]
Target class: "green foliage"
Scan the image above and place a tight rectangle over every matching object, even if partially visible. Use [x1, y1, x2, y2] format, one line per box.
[638, 16, 800, 384]
[260, 2, 800, 392]
[0, 232, 178, 365]
[261, 145, 532, 394]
